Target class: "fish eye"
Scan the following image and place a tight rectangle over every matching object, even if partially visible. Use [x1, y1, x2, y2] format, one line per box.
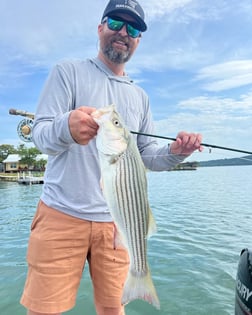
[113, 119, 120, 127]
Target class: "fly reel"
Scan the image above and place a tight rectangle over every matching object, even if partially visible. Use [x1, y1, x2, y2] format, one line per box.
[9, 109, 35, 142]
[17, 118, 34, 142]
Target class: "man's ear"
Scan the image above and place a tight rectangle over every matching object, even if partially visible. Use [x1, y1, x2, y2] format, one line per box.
[98, 24, 103, 35]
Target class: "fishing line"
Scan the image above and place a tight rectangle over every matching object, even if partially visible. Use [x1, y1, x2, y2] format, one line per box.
[130, 131, 252, 155]
[192, 150, 252, 160]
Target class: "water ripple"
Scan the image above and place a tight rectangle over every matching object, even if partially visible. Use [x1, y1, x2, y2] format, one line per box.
[1, 166, 252, 315]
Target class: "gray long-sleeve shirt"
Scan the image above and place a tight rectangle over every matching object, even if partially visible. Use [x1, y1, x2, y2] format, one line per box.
[33, 57, 186, 221]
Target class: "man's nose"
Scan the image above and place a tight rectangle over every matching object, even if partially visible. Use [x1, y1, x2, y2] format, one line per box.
[118, 24, 128, 36]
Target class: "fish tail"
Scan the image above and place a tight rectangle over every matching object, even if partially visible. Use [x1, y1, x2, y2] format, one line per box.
[122, 267, 160, 309]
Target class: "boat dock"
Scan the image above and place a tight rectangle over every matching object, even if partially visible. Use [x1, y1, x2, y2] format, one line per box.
[0, 173, 44, 184]
[17, 173, 44, 185]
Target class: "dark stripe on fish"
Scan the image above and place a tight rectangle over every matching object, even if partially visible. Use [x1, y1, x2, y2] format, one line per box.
[115, 149, 148, 274]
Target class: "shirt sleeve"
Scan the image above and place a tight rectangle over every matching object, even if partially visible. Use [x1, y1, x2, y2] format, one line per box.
[32, 64, 76, 155]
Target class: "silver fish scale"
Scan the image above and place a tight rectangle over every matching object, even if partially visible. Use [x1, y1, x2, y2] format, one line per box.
[114, 148, 149, 275]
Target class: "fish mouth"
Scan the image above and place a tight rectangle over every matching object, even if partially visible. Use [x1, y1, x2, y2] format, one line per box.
[91, 108, 110, 121]
[91, 105, 117, 122]
[91, 110, 102, 120]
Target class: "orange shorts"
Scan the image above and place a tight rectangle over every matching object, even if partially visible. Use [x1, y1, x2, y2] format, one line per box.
[20, 201, 129, 314]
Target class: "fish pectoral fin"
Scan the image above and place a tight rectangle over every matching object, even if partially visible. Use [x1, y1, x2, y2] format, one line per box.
[113, 223, 126, 249]
[147, 208, 157, 238]
[109, 154, 121, 164]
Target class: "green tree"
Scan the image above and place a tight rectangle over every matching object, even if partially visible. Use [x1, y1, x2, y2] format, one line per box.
[33, 158, 47, 171]
[0, 144, 17, 163]
[18, 146, 41, 169]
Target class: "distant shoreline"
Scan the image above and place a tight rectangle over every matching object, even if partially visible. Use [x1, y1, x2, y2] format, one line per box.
[198, 155, 252, 167]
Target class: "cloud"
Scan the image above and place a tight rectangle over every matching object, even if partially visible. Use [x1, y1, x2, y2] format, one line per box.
[178, 92, 252, 113]
[196, 60, 252, 92]
[153, 91, 252, 160]
[0, 0, 102, 68]
[1, 0, 252, 79]
[144, 0, 194, 19]
[1, 0, 252, 161]
[0, 0, 104, 93]
[133, 0, 252, 75]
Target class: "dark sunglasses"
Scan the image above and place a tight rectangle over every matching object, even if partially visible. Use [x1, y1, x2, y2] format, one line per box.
[102, 16, 141, 39]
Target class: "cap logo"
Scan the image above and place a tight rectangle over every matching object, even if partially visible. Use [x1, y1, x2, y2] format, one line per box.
[127, 0, 137, 9]
[115, 0, 139, 14]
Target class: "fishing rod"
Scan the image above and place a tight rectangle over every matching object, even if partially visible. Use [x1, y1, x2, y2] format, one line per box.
[9, 108, 252, 155]
[9, 108, 35, 119]
[130, 131, 252, 155]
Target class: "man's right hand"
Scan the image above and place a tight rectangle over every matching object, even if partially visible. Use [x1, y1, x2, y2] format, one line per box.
[69, 106, 99, 145]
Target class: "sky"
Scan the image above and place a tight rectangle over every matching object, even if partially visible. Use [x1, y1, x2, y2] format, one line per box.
[1, 0, 252, 162]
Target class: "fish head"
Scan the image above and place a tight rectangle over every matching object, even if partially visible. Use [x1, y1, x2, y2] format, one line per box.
[92, 105, 129, 156]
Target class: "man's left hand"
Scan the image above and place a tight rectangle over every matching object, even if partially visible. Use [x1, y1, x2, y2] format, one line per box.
[170, 131, 203, 156]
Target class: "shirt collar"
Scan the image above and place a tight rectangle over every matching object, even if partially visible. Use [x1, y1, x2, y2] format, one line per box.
[90, 57, 134, 84]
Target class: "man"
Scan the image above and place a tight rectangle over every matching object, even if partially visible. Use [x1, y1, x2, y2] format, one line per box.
[20, 1, 203, 315]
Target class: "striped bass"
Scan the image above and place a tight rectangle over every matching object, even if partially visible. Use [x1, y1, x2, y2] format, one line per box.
[92, 104, 160, 309]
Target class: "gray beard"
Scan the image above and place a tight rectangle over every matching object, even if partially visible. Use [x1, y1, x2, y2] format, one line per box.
[102, 43, 131, 64]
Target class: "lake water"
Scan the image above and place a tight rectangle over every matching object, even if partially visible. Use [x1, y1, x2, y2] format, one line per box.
[0, 166, 251, 315]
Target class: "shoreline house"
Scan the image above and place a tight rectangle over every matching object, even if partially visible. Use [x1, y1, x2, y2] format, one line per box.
[2, 154, 47, 173]
[2, 154, 23, 172]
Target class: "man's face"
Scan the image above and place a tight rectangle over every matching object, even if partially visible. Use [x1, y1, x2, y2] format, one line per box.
[98, 13, 141, 64]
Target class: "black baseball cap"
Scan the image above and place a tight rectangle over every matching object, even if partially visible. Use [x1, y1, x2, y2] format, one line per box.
[101, 0, 147, 32]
